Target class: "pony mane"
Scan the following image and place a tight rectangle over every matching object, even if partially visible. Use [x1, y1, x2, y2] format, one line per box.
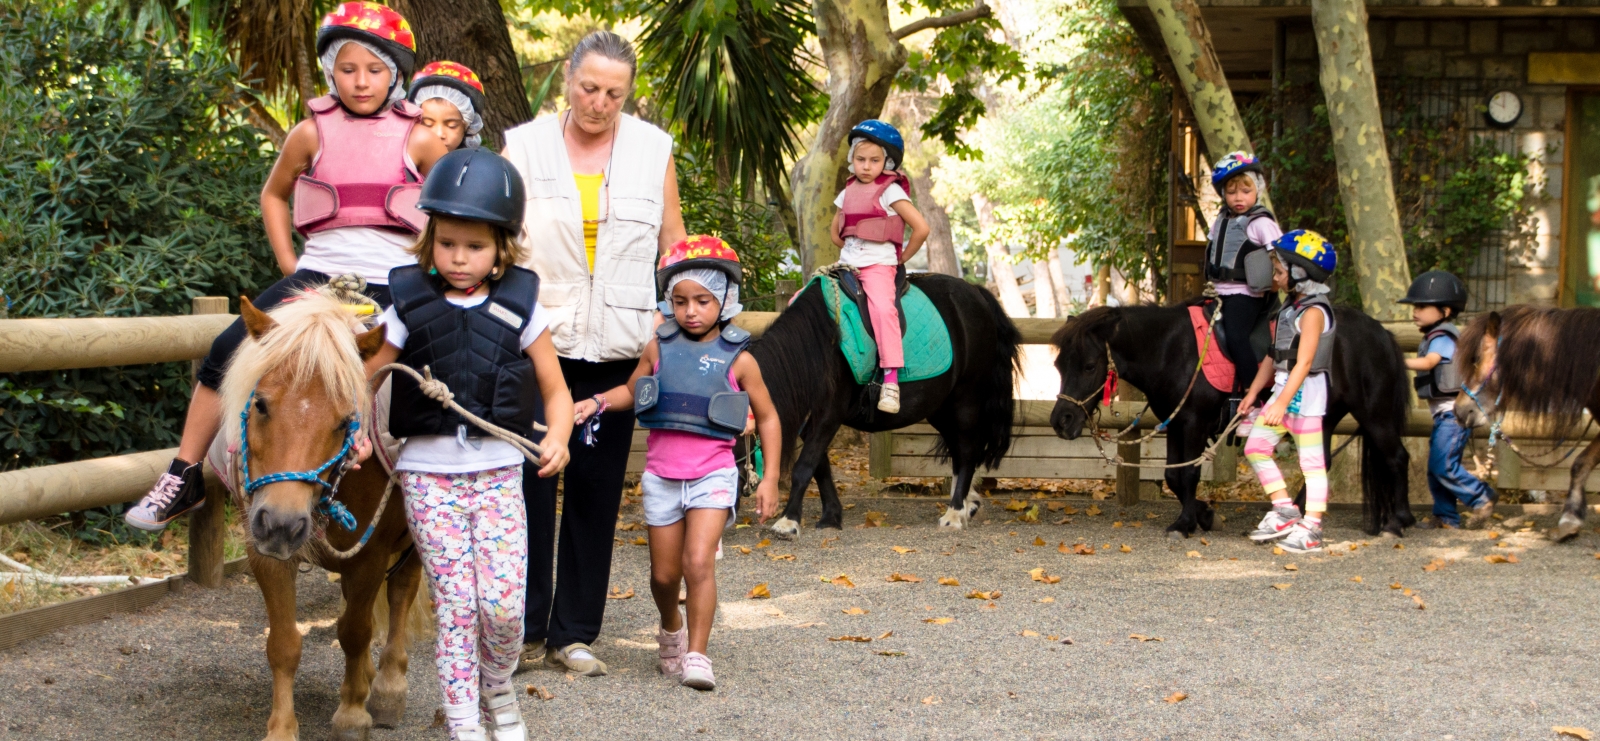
[1459, 305, 1600, 433]
[747, 283, 843, 473]
[1051, 306, 1122, 348]
[219, 290, 373, 448]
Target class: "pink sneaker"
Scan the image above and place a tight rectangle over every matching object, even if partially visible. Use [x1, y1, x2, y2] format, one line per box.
[657, 622, 687, 677]
[680, 651, 715, 690]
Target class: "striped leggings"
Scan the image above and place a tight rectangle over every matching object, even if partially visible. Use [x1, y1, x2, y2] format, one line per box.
[1244, 413, 1327, 513]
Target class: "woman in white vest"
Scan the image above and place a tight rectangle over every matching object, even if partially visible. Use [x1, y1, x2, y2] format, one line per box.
[502, 30, 686, 677]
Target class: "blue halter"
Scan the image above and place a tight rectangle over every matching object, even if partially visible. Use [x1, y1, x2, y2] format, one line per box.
[238, 388, 361, 534]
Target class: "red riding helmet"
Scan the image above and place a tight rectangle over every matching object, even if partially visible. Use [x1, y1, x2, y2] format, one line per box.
[657, 235, 742, 294]
[317, 2, 418, 80]
[409, 60, 486, 113]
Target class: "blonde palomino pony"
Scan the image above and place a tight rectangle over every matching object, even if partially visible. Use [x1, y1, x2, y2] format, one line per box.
[223, 291, 423, 741]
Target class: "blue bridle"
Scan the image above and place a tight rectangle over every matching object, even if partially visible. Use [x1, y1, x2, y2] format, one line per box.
[238, 388, 363, 536]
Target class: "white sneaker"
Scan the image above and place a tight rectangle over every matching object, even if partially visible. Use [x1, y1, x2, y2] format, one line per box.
[450, 724, 489, 741]
[1249, 506, 1301, 542]
[877, 382, 901, 414]
[480, 684, 526, 741]
[1278, 520, 1324, 554]
[680, 651, 715, 690]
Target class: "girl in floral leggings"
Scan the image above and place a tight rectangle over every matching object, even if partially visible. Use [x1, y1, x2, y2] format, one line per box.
[362, 149, 572, 741]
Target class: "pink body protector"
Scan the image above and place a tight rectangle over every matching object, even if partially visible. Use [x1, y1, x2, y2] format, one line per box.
[293, 96, 427, 236]
[839, 171, 912, 253]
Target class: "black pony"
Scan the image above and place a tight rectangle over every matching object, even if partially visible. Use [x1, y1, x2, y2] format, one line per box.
[750, 273, 1021, 535]
[1454, 306, 1600, 542]
[1049, 299, 1415, 537]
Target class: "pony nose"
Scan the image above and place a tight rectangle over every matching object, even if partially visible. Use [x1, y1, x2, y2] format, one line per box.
[251, 505, 312, 560]
[1050, 403, 1082, 440]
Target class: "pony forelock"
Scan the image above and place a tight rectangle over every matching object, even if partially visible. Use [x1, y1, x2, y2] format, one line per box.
[219, 290, 373, 448]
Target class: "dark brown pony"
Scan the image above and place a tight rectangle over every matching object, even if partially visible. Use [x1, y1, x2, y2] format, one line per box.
[1454, 306, 1600, 542]
[223, 293, 423, 741]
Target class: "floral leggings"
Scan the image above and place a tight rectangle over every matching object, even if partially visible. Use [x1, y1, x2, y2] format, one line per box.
[401, 465, 528, 706]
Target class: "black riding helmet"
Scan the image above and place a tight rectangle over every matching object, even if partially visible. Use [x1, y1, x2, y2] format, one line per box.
[1398, 270, 1468, 312]
[417, 148, 525, 232]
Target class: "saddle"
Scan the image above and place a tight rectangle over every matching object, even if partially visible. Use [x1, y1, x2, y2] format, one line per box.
[810, 269, 952, 387]
[1208, 294, 1279, 379]
[830, 264, 909, 342]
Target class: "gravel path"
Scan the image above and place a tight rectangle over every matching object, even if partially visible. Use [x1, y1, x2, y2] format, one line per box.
[3, 498, 1599, 740]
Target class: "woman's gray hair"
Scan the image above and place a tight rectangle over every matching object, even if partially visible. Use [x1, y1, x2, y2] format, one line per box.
[568, 31, 637, 80]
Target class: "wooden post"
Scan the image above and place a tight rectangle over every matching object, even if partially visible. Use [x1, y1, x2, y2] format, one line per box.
[187, 296, 229, 588]
[1211, 442, 1237, 484]
[1310, 0, 1412, 319]
[775, 279, 799, 311]
[1116, 387, 1147, 506]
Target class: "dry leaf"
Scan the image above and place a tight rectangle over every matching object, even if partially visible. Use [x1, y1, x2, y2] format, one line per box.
[1033, 536, 1046, 547]
[1199, 538, 1210, 546]
[1120, 544, 1132, 553]
[1027, 567, 1061, 584]
[1186, 551, 1202, 559]
[794, 622, 825, 628]
[1350, 576, 1363, 583]
[769, 553, 796, 561]
[1019, 505, 1041, 523]
[842, 607, 868, 615]
[1046, 502, 1066, 511]
[1128, 634, 1164, 642]
[756, 538, 771, 548]
[1164, 691, 1188, 704]
[630, 537, 648, 546]
[1423, 558, 1447, 572]
[1413, 595, 1427, 610]
[821, 537, 840, 549]
[1020, 630, 1040, 637]
[828, 635, 871, 642]
[607, 587, 635, 600]
[937, 577, 960, 586]
[863, 511, 887, 527]
[1005, 499, 1027, 511]
[746, 583, 771, 599]
[1390, 582, 1404, 590]
[1060, 505, 1080, 515]
[1403, 589, 1414, 596]
[830, 574, 856, 588]
[922, 617, 955, 625]
[875, 650, 906, 656]
[921, 696, 940, 705]
[966, 589, 1002, 600]
[1272, 583, 1292, 590]
[1073, 543, 1095, 555]
[1485, 553, 1519, 564]
[528, 685, 555, 701]
[878, 631, 893, 639]
[843, 503, 856, 510]
[735, 546, 752, 555]
[1554, 727, 1595, 740]
[892, 546, 916, 554]
[888, 572, 923, 583]
[1271, 546, 1284, 556]
[1058, 542, 1070, 554]
[432, 709, 446, 728]
[1087, 505, 1103, 516]
[1113, 521, 1124, 528]
[1393, 543, 1405, 550]
[1283, 564, 1298, 571]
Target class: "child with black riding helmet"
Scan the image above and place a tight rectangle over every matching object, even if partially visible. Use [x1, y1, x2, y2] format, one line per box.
[1241, 230, 1338, 554]
[1400, 270, 1497, 529]
[829, 119, 931, 415]
[362, 148, 573, 741]
[410, 60, 487, 150]
[126, 1, 449, 531]
[572, 236, 782, 691]
[1206, 152, 1283, 422]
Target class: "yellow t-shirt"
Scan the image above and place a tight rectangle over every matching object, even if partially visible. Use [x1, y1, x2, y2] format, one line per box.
[574, 173, 605, 272]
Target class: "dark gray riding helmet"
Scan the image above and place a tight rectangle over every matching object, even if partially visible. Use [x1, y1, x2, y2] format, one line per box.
[416, 148, 525, 232]
[1398, 270, 1468, 309]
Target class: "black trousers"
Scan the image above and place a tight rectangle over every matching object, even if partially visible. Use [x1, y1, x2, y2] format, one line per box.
[1219, 293, 1272, 394]
[194, 269, 393, 390]
[523, 356, 638, 649]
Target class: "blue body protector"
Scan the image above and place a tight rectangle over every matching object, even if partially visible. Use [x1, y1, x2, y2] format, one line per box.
[635, 320, 751, 441]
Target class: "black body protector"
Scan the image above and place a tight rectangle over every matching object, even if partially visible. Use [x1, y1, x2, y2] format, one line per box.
[387, 264, 544, 439]
[1272, 294, 1336, 375]
[1414, 322, 1463, 399]
[1205, 205, 1276, 291]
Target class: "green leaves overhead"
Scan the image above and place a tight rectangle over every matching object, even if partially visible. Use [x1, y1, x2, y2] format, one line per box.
[897, 5, 1025, 161]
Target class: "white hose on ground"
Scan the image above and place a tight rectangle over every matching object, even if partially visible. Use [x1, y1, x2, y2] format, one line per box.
[0, 552, 164, 586]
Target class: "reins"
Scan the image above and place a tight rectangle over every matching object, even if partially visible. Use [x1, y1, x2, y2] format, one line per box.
[1462, 357, 1595, 476]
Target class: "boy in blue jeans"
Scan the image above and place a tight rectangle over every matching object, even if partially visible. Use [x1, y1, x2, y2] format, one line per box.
[1400, 270, 1496, 529]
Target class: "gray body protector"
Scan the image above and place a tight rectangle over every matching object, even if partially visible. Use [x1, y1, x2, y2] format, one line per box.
[1272, 294, 1335, 375]
[635, 320, 752, 441]
[1413, 322, 1463, 399]
[1205, 205, 1277, 292]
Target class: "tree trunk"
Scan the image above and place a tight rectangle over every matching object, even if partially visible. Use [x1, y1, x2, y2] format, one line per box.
[791, 0, 907, 275]
[1030, 257, 1057, 318]
[1047, 247, 1073, 313]
[973, 194, 1029, 317]
[1145, 0, 1269, 210]
[393, 0, 533, 150]
[1091, 263, 1111, 307]
[911, 165, 960, 277]
[1310, 0, 1412, 319]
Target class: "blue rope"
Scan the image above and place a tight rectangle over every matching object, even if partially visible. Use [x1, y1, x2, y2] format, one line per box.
[239, 387, 361, 532]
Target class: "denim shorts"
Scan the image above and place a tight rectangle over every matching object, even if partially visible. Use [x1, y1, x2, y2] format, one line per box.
[641, 468, 738, 526]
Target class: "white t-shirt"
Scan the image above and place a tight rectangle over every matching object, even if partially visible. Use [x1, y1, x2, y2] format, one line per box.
[378, 292, 552, 474]
[1266, 304, 1330, 417]
[1206, 213, 1283, 297]
[834, 183, 911, 268]
[297, 226, 417, 286]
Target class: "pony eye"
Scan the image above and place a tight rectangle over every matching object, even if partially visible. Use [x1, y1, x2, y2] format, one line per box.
[254, 398, 269, 416]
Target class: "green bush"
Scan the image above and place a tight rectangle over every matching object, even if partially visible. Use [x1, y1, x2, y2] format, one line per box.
[0, 2, 278, 470]
[674, 150, 800, 312]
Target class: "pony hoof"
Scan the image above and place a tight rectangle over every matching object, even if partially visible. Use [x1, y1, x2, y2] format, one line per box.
[1553, 516, 1584, 543]
[367, 691, 405, 729]
[331, 726, 370, 741]
[1197, 509, 1215, 532]
[769, 517, 800, 540]
[938, 507, 969, 530]
[816, 518, 844, 530]
[1166, 530, 1188, 541]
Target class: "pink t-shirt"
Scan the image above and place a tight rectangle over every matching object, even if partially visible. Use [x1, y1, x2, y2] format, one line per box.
[643, 366, 741, 480]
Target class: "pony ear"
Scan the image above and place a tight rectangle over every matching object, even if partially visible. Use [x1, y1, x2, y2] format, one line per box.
[1485, 311, 1501, 339]
[240, 295, 277, 339]
[355, 324, 387, 361]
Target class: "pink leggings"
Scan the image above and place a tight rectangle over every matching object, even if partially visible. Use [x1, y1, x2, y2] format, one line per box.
[1244, 413, 1328, 514]
[858, 264, 903, 369]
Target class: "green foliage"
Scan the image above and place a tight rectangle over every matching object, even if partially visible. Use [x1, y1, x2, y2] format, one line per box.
[897, 4, 1026, 161]
[0, 1, 278, 470]
[675, 151, 800, 312]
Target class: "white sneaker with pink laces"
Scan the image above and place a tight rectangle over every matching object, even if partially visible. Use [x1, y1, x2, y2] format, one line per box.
[657, 622, 687, 677]
[680, 651, 715, 690]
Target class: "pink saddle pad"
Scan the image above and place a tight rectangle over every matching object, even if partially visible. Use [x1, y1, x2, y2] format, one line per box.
[1189, 305, 1235, 393]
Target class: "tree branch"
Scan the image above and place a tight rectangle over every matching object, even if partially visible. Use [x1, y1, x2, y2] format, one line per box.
[892, 1, 991, 40]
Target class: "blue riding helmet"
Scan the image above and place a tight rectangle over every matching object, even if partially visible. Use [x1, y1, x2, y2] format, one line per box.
[1212, 151, 1263, 188]
[849, 119, 905, 171]
[1273, 229, 1338, 283]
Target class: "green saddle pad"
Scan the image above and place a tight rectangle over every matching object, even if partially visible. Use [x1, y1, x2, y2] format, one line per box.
[811, 273, 953, 386]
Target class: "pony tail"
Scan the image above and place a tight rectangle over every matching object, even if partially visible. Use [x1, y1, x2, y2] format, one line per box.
[970, 284, 1020, 469]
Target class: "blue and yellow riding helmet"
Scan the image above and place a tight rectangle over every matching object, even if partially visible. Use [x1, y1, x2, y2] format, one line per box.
[1211, 151, 1263, 188]
[1272, 229, 1337, 284]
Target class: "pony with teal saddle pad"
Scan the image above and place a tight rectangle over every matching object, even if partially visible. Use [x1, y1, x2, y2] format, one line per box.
[808, 271, 953, 384]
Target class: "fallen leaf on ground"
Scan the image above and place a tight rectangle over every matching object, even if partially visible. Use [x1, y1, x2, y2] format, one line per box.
[630, 537, 648, 546]
[1005, 499, 1027, 511]
[1036, 597, 1055, 604]
[735, 546, 752, 555]
[1147, 512, 1158, 519]
[830, 574, 856, 588]
[1403, 589, 1414, 596]
[1272, 546, 1284, 555]
[1199, 537, 1210, 546]
[1272, 583, 1292, 590]
[607, 587, 634, 600]
[1283, 564, 1298, 571]
[843, 503, 856, 510]
[1554, 727, 1594, 740]
[1164, 691, 1188, 704]
[617, 521, 645, 531]
[842, 607, 867, 615]
[875, 650, 906, 656]
[432, 709, 446, 728]
[794, 622, 825, 628]
[1120, 544, 1132, 553]
[1060, 505, 1080, 515]
[764, 607, 784, 617]
[1113, 521, 1124, 528]
[981, 601, 998, 609]
[863, 511, 887, 527]
[1087, 505, 1103, 516]
[878, 631, 893, 639]
[1027, 567, 1062, 584]
[1186, 551, 1202, 558]
[1073, 543, 1095, 555]
[1423, 557, 1447, 572]
[1390, 582, 1404, 590]
[1394, 543, 1405, 550]
[756, 538, 771, 548]
[1413, 595, 1427, 610]
[1350, 576, 1363, 583]
[746, 583, 770, 599]
[892, 546, 916, 554]
[967, 589, 1002, 600]
[828, 635, 871, 642]
[888, 572, 923, 583]
[1058, 542, 1070, 554]
[938, 577, 960, 586]
[1129, 634, 1164, 642]
[923, 617, 955, 624]
[1019, 505, 1040, 523]
[527, 685, 555, 701]
[1046, 502, 1066, 511]
[821, 537, 840, 549]
[922, 696, 940, 705]
[1033, 536, 1046, 547]
[1485, 553, 1519, 564]
[1020, 630, 1040, 637]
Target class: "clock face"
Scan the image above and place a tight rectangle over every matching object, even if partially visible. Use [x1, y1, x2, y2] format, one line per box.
[1487, 90, 1522, 128]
